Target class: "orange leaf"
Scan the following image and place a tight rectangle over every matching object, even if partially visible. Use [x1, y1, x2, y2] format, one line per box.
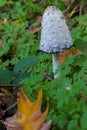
[59, 48, 82, 63]
[13, 20, 20, 24]
[5, 89, 50, 130]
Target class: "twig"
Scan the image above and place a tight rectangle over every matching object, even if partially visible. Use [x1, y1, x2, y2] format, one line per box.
[3, 102, 17, 113]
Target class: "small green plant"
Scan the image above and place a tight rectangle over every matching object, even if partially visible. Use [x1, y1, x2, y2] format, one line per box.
[0, 0, 87, 130]
[23, 53, 87, 130]
[0, 56, 37, 84]
[0, 0, 14, 6]
[70, 14, 87, 41]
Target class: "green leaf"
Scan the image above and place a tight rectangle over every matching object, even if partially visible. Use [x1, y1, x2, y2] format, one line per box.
[78, 14, 87, 24]
[68, 119, 78, 130]
[0, 1, 14, 6]
[13, 56, 37, 75]
[80, 109, 87, 129]
[72, 26, 82, 39]
[74, 54, 87, 67]
[74, 39, 87, 53]
[13, 73, 30, 84]
[0, 70, 13, 84]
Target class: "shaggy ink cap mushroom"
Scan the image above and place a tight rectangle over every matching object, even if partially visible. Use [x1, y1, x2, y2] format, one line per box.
[40, 6, 73, 53]
[39, 6, 73, 78]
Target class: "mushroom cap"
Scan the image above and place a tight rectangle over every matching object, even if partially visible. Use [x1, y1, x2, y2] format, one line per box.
[39, 6, 73, 53]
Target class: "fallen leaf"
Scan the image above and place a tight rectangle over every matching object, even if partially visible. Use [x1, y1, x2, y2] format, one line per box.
[28, 25, 41, 33]
[4, 89, 50, 130]
[40, 120, 52, 130]
[12, 20, 20, 24]
[69, 6, 78, 17]
[28, 16, 41, 33]
[59, 48, 82, 63]
[36, 16, 42, 23]
[63, 0, 75, 6]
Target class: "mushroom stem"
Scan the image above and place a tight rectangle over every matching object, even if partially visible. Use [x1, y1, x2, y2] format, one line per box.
[52, 53, 60, 78]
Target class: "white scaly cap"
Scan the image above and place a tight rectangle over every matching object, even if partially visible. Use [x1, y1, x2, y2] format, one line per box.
[40, 6, 73, 53]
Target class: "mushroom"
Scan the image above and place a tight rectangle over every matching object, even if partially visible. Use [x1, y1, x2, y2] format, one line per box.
[39, 6, 73, 78]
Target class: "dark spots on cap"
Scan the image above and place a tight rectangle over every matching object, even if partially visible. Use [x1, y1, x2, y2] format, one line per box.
[61, 16, 64, 19]
[48, 6, 57, 12]
[50, 6, 56, 9]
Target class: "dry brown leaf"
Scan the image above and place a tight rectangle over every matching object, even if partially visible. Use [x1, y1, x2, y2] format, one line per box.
[63, 0, 75, 6]
[4, 89, 50, 130]
[28, 16, 41, 33]
[59, 48, 82, 63]
[40, 120, 52, 130]
[28, 25, 41, 33]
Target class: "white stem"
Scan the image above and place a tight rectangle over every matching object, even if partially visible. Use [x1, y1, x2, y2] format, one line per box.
[52, 53, 60, 78]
